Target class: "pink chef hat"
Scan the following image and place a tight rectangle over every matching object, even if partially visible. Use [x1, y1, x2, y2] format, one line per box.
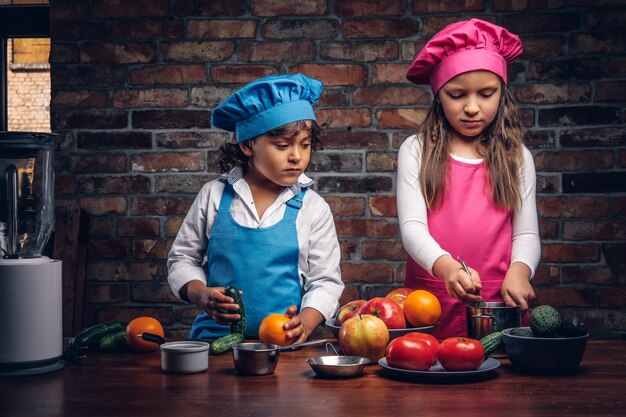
[406, 18, 523, 95]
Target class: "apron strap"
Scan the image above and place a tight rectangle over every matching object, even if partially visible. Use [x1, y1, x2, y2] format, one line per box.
[283, 187, 307, 222]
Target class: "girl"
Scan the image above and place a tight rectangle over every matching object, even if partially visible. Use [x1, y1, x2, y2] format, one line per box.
[168, 73, 344, 342]
[398, 19, 541, 338]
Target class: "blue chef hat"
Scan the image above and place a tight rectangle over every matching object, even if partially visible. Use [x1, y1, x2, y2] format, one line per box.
[211, 73, 323, 142]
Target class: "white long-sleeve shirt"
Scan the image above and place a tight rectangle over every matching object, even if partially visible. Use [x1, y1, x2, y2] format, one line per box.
[167, 166, 344, 321]
[397, 135, 541, 278]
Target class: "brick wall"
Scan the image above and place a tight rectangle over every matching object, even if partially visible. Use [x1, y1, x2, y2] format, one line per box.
[49, 0, 626, 339]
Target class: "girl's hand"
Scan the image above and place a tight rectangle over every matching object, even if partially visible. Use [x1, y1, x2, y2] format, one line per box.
[434, 255, 483, 303]
[501, 262, 535, 312]
[282, 306, 323, 344]
[183, 281, 241, 325]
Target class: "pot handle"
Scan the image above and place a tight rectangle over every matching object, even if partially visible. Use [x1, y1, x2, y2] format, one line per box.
[139, 332, 167, 345]
[471, 313, 496, 320]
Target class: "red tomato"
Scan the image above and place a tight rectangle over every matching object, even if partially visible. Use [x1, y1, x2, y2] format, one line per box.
[385, 336, 434, 371]
[437, 337, 485, 371]
[404, 332, 440, 364]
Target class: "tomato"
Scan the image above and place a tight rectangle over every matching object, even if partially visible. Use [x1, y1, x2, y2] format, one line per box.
[437, 337, 485, 371]
[385, 335, 434, 371]
[403, 332, 439, 364]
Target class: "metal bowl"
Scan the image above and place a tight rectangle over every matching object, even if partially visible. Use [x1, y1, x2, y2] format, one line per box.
[232, 343, 280, 375]
[326, 318, 435, 341]
[306, 355, 370, 378]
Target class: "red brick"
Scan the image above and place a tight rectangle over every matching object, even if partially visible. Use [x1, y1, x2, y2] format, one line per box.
[86, 261, 159, 282]
[538, 196, 610, 218]
[564, 221, 626, 240]
[362, 240, 407, 261]
[79, 176, 151, 194]
[515, 83, 591, 104]
[112, 21, 184, 40]
[188, 19, 257, 38]
[395, 263, 406, 284]
[586, 8, 626, 30]
[210, 65, 278, 84]
[89, 238, 129, 259]
[321, 41, 397, 62]
[68, 153, 126, 174]
[334, 0, 407, 16]
[600, 288, 626, 308]
[562, 265, 626, 285]
[560, 128, 626, 147]
[130, 197, 194, 216]
[573, 309, 626, 332]
[335, 219, 398, 239]
[172, 0, 246, 16]
[541, 243, 600, 263]
[93, 0, 168, 17]
[156, 132, 229, 149]
[607, 57, 626, 77]
[353, 87, 430, 106]
[596, 81, 626, 103]
[534, 287, 598, 308]
[132, 239, 169, 259]
[154, 174, 216, 194]
[339, 240, 358, 260]
[570, 33, 626, 55]
[50, 43, 79, 64]
[372, 64, 413, 83]
[53, 65, 126, 88]
[85, 284, 128, 303]
[340, 262, 393, 283]
[190, 86, 235, 107]
[130, 65, 207, 85]
[310, 152, 362, 172]
[132, 110, 212, 129]
[614, 197, 626, 218]
[290, 64, 367, 86]
[502, 12, 579, 34]
[414, 0, 486, 13]
[343, 19, 419, 38]
[89, 218, 115, 238]
[165, 217, 184, 238]
[80, 43, 156, 64]
[56, 176, 77, 196]
[532, 264, 560, 286]
[326, 197, 365, 217]
[238, 41, 315, 62]
[53, 110, 128, 129]
[534, 151, 613, 171]
[422, 16, 496, 37]
[131, 283, 179, 303]
[317, 108, 372, 128]
[521, 36, 563, 57]
[539, 220, 559, 240]
[79, 197, 127, 216]
[118, 218, 160, 237]
[96, 307, 174, 326]
[50, 21, 109, 41]
[50, 0, 89, 19]
[369, 195, 397, 217]
[77, 131, 152, 150]
[161, 41, 234, 62]
[492, 0, 565, 11]
[251, 0, 327, 16]
[525, 130, 556, 148]
[113, 88, 188, 108]
[366, 152, 397, 172]
[131, 152, 205, 173]
[323, 131, 388, 149]
[377, 108, 427, 129]
[536, 175, 559, 193]
[338, 285, 362, 305]
[319, 90, 350, 107]
[263, 19, 339, 39]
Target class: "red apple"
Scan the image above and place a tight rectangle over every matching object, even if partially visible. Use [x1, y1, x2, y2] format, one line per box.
[338, 314, 389, 363]
[385, 287, 413, 311]
[360, 297, 406, 330]
[336, 299, 367, 325]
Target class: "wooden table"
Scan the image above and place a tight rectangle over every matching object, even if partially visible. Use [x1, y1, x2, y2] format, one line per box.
[1, 341, 624, 417]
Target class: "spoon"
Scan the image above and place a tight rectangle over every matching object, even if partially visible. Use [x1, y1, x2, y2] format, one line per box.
[278, 338, 329, 351]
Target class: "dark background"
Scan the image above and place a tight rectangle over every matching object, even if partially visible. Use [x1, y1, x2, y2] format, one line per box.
[48, 0, 625, 339]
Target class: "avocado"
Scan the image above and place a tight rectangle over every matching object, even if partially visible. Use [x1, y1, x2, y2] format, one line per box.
[510, 327, 535, 337]
[557, 317, 588, 337]
[530, 305, 562, 337]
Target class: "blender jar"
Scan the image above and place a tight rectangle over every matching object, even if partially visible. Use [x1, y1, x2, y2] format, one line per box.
[0, 132, 55, 258]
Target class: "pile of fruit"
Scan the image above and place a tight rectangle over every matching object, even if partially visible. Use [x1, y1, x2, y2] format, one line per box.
[510, 304, 588, 338]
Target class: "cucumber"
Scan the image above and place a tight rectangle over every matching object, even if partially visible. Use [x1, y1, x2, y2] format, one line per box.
[224, 286, 246, 335]
[71, 321, 123, 349]
[480, 331, 504, 356]
[99, 331, 128, 351]
[210, 333, 245, 355]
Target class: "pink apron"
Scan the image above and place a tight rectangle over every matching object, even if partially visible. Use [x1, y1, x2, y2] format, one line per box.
[405, 157, 514, 339]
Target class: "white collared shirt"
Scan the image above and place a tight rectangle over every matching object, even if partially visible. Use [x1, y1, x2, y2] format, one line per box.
[167, 166, 344, 321]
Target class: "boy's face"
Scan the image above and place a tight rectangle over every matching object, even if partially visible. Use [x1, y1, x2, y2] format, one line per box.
[240, 120, 313, 188]
[438, 70, 502, 141]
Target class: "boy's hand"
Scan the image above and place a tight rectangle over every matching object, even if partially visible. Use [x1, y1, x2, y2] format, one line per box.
[282, 306, 323, 344]
[183, 281, 241, 325]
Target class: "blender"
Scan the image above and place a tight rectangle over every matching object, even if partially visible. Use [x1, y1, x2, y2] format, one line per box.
[0, 132, 63, 375]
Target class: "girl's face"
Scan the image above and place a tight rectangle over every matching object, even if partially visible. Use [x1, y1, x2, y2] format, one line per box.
[438, 70, 502, 141]
[241, 121, 313, 188]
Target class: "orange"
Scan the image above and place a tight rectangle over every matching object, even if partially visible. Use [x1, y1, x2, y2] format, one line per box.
[126, 316, 164, 352]
[258, 313, 290, 346]
[404, 290, 442, 327]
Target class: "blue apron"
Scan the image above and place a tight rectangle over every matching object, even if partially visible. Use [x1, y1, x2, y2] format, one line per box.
[190, 181, 306, 339]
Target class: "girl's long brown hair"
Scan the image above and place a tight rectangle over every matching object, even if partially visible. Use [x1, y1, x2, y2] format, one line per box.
[418, 84, 524, 211]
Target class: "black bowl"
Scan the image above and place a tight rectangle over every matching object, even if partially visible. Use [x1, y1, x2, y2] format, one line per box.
[501, 327, 588, 373]
[325, 318, 435, 341]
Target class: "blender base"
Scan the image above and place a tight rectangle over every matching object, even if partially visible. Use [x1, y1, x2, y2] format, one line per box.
[0, 359, 64, 376]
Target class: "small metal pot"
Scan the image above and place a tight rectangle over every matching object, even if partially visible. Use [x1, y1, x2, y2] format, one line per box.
[467, 302, 520, 354]
[140, 333, 210, 374]
[232, 339, 328, 375]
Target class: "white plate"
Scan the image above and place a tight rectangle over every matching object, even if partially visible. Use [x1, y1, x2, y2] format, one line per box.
[378, 357, 500, 379]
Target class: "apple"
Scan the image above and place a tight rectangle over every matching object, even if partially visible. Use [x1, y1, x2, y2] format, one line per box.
[338, 314, 390, 363]
[336, 299, 367, 325]
[385, 287, 412, 311]
[360, 297, 406, 329]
